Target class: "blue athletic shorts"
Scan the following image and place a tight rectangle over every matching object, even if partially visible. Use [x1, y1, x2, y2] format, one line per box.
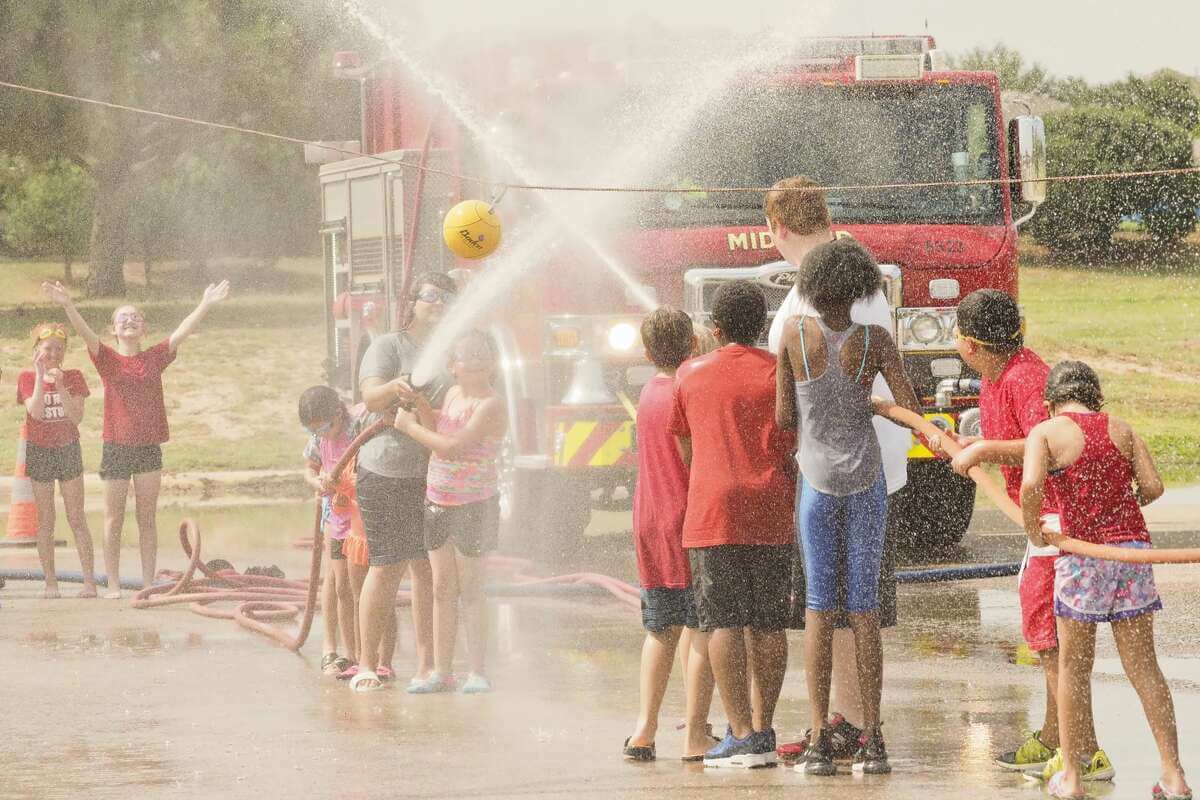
[798, 471, 887, 614]
[640, 587, 700, 632]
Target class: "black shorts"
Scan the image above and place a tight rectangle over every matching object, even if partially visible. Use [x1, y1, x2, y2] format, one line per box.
[328, 537, 346, 561]
[25, 440, 84, 483]
[688, 544, 793, 632]
[786, 534, 898, 630]
[99, 442, 163, 481]
[424, 496, 499, 558]
[355, 468, 428, 566]
[640, 587, 700, 632]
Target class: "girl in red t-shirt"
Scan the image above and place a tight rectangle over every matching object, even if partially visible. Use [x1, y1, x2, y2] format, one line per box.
[1020, 362, 1188, 800]
[16, 322, 96, 598]
[42, 279, 229, 598]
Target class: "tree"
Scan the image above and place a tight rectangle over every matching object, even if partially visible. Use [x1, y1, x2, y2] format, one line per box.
[0, 0, 368, 295]
[1027, 106, 1200, 257]
[3, 159, 94, 281]
[949, 44, 1054, 94]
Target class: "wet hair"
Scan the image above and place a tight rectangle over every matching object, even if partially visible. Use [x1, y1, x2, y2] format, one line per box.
[796, 238, 882, 310]
[692, 322, 719, 357]
[763, 175, 830, 235]
[639, 308, 693, 370]
[1045, 360, 1104, 412]
[449, 328, 497, 363]
[30, 321, 68, 348]
[711, 280, 767, 346]
[408, 271, 458, 302]
[297, 385, 344, 427]
[956, 289, 1024, 354]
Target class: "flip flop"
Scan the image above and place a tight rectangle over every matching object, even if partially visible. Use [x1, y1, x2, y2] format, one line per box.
[623, 737, 656, 762]
[336, 664, 360, 681]
[321, 653, 343, 676]
[377, 666, 394, 682]
[349, 670, 386, 693]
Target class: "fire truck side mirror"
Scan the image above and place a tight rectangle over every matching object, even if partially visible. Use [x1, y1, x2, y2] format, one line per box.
[1009, 115, 1047, 205]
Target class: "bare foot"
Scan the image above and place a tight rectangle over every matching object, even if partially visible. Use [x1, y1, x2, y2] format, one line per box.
[78, 585, 98, 599]
[43, 587, 62, 599]
[104, 591, 122, 600]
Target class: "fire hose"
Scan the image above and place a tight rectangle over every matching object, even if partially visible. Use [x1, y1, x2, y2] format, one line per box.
[877, 401, 1200, 565]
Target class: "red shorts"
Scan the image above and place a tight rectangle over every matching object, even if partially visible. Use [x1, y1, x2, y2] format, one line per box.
[1020, 554, 1059, 652]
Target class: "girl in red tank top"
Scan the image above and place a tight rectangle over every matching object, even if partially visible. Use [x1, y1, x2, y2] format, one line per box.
[1019, 361, 1188, 800]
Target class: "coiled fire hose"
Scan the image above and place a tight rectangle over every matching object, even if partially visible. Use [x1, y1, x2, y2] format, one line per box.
[878, 401, 1200, 565]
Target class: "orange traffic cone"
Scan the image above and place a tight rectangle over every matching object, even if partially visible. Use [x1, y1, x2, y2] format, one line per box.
[3, 422, 38, 544]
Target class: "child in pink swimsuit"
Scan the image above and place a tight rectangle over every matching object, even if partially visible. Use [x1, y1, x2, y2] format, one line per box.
[1020, 361, 1189, 800]
[393, 330, 505, 694]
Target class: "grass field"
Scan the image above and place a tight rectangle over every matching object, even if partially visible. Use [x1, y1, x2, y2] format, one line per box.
[1, 241, 1198, 483]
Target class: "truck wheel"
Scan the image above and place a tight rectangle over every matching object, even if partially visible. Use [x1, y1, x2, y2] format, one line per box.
[888, 460, 976, 557]
[501, 464, 592, 562]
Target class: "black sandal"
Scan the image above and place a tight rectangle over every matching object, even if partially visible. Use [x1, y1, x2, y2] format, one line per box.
[321, 653, 342, 675]
[623, 737, 656, 762]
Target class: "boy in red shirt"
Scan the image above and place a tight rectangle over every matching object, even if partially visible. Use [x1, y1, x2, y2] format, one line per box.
[43, 279, 230, 598]
[940, 290, 1110, 782]
[623, 308, 717, 763]
[16, 322, 95, 598]
[670, 281, 795, 769]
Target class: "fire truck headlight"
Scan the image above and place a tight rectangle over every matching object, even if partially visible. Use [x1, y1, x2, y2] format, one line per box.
[606, 322, 640, 353]
[897, 307, 957, 351]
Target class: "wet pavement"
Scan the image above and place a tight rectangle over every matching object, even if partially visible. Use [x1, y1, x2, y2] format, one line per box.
[2, 502, 1200, 799]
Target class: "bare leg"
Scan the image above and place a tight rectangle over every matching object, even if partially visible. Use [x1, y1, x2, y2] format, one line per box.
[31, 480, 59, 598]
[1039, 647, 1061, 748]
[348, 561, 369, 662]
[1055, 616, 1097, 797]
[408, 558, 434, 678]
[683, 629, 717, 757]
[748, 629, 788, 731]
[456, 548, 488, 676]
[321, 538, 339, 659]
[804, 609, 837, 738]
[357, 562, 403, 688]
[709, 627, 753, 738]
[332, 558, 357, 659]
[831, 628, 864, 727]
[131, 470, 161, 588]
[429, 543, 460, 676]
[628, 626, 683, 747]
[847, 610, 883, 730]
[59, 475, 96, 597]
[1112, 613, 1190, 796]
[102, 479, 129, 597]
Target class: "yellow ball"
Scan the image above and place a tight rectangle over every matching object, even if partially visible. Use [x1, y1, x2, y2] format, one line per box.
[442, 200, 501, 260]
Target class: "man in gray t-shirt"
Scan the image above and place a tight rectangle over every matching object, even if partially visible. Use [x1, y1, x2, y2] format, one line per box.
[356, 331, 430, 480]
[349, 271, 458, 693]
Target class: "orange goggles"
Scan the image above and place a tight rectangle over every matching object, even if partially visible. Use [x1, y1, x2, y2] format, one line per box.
[32, 324, 68, 343]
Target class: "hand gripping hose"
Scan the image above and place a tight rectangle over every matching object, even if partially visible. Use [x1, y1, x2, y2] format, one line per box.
[877, 401, 1200, 565]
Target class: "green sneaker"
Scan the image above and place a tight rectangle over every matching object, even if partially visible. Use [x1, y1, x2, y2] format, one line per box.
[1039, 748, 1116, 783]
[995, 730, 1054, 772]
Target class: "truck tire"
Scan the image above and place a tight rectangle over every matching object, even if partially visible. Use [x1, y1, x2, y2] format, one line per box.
[501, 466, 592, 562]
[888, 460, 976, 557]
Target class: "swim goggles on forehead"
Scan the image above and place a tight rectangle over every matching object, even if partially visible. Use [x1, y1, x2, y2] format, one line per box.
[415, 288, 455, 305]
[33, 324, 68, 342]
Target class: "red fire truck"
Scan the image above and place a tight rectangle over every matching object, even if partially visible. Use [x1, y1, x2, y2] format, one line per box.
[316, 35, 1047, 556]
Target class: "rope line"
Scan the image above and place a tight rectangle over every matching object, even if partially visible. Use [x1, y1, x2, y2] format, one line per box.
[4, 79, 1200, 195]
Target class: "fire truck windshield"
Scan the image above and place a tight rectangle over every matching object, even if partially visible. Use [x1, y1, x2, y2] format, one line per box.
[638, 82, 1003, 228]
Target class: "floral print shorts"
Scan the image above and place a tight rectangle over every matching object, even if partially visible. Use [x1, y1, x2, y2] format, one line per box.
[1054, 541, 1162, 623]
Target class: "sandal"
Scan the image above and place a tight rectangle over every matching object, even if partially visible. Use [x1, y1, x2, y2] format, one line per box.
[349, 670, 386, 693]
[321, 653, 343, 676]
[336, 664, 360, 681]
[377, 666, 394, 682]
[1153, 783, 1194, 800]
[622, 737, 656, 762]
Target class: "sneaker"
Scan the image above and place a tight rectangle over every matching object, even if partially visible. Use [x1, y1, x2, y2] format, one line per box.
[461, 673, 492, 694]
[995, 729, 1054, 772]
[778, 712, 862, 763]
[799, 729, 837, 776]
[703, 727, 775, 769]
[852, 727, 892, 775]
[1039, 748, 1116, 783]
[405, 672, 456, 694]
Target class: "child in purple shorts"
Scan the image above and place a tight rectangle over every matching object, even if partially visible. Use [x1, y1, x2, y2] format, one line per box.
[622, 308, 717, 763]
[1020, 361, 1189, 800]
